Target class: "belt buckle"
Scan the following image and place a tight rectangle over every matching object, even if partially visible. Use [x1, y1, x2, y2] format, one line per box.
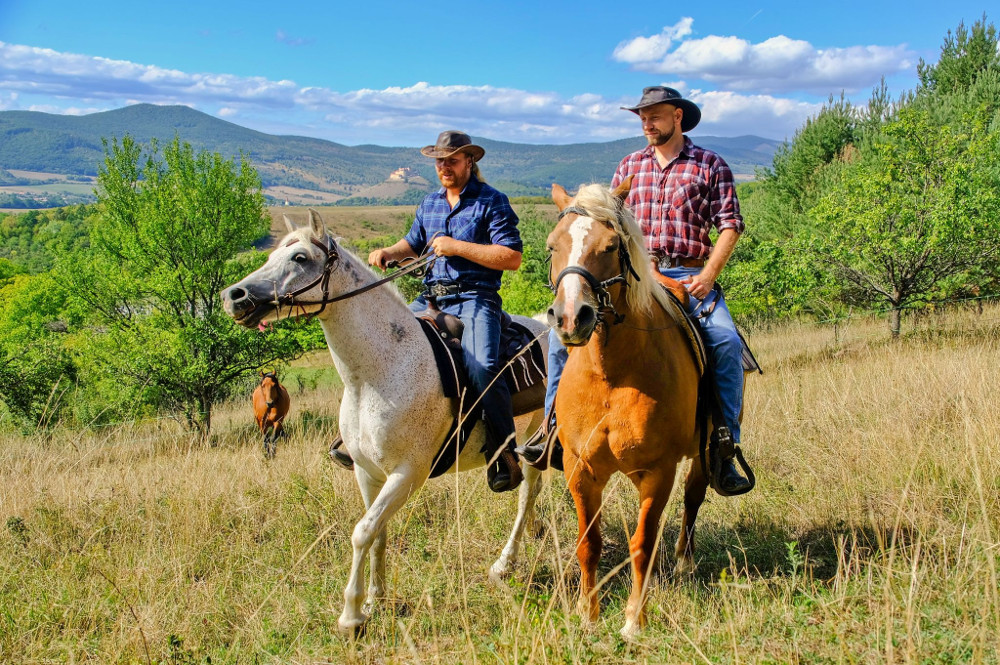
[428, 283, 454, 298]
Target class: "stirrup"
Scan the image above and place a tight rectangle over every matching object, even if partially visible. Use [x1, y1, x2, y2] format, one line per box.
[487, 448, 523, 492]
[707, 426, 755, 497]
[515, 413, 562, 472]
[328, 434, 354, 471]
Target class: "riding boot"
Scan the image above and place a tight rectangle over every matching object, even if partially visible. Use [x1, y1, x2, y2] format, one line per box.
[709, 425, 754, 496]
[328, 433, 354, 471]
[516, 410, 563, 471]
[484, 423, 523, 493]
[717, 457, 752, 495]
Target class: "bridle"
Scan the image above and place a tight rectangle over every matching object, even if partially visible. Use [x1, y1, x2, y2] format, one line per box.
[548, 205, 641, 325]
[268, 235, 435, 318]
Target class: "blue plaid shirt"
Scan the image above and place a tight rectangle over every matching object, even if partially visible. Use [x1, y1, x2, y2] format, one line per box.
[404, 176, 522, 292]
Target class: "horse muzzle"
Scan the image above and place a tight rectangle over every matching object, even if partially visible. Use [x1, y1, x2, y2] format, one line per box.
[221, 284, 271, 327]
[547, 299, 598, 346]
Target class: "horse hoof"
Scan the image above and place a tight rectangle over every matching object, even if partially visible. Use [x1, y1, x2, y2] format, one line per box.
[337, 617, 368, 638]
[488, 561, 513, 585]
[673, 556, 695, 578]
[620, 620, 642, 641]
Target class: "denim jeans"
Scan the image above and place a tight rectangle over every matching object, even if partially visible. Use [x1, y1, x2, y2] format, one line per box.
[411, 292, 515, 452]
[544, 266, 745, 442]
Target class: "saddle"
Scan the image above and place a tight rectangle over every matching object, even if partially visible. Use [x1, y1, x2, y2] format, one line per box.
[415, 300, 546, 478]
[649, 270, 760, 496]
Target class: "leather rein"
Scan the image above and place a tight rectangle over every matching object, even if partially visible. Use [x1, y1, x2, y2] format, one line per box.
[274, 236, 435, 318]
[548, 205, 641, 325]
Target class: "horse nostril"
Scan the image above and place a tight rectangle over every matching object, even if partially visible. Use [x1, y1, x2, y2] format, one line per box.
[226, 286, 247, 303]
[577, 305, 596, 331]
[546, 307, 559, 328]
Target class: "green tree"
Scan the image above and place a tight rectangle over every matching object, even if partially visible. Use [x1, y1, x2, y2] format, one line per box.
[813, 105, 1000, 336]
[918, 15, 1000, 95]
[0, 272, 77, 427]
[66, 135, 310, 435]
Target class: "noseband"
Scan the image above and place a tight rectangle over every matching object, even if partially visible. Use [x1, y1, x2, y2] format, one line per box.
[548, 205, 641, 325]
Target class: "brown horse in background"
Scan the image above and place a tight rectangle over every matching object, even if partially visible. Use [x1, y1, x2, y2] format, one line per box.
[252, 371, 290, 458]
[546, 178, 708, 639]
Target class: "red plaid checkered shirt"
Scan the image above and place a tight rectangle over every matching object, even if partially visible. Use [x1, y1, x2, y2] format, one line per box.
[611, 137, 744, 260]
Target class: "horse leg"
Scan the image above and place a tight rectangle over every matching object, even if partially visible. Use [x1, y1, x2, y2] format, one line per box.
[674, 459, 708, 576]
[489, 463, 543, 582]
[339, 467, 420, 635]
[566, 455, 608, 624]
[622, 468, 677, 640]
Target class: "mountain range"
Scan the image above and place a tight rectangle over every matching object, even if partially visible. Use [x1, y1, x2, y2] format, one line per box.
[0, 104, 782, 205]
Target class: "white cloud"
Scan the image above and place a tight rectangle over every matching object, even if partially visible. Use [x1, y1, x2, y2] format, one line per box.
[612, 17, 694, 63]
[0, 40, 816, 143]
[613, 20, 913, 94]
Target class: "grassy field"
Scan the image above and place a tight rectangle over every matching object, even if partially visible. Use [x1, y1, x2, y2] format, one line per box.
[2, 305, 999, 663]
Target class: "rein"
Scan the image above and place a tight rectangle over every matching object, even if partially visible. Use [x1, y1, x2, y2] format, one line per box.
[274, 236, 435, 317]
[548, 205, 642, 326]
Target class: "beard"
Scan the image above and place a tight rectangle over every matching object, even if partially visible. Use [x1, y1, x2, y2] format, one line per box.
[645, 126, 675, 146]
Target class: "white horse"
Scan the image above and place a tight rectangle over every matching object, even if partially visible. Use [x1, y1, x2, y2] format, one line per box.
[221, 209, 548, 634]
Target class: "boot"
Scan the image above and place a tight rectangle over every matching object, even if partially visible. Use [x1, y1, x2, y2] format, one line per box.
[717, 457, 752, 495]
[487, 447, 523, 492]
[709, 425, 754, 496]
[516, 411, 563, 471]
[328, 433, 354, 471]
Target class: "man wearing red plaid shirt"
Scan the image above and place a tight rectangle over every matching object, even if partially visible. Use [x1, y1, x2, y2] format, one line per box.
[521, 86, 753, 496]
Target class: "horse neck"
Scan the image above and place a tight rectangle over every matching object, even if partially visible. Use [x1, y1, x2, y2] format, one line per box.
[583, 296, 686, 375]
[314, 255, 428, 386]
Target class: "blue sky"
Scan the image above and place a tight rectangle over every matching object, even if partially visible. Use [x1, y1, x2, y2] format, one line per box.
[0, 1, 993, 146]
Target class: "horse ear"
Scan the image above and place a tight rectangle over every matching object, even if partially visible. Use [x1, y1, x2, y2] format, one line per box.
[283, 214, 297, 233]
[259, 370, 265, 377]
[308, 208, 327, 239]
[611, 175, 635, 204]
[551, 183, 573, 212]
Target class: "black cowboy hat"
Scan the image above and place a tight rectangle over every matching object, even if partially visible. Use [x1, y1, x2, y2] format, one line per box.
[621, 86, 701, 132]
[420, 130, 486, 161]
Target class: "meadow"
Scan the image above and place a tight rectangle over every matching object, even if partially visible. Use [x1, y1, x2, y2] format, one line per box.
[1, 304, 998, 664]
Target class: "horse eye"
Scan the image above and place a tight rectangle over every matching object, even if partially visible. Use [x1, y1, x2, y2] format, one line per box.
[603, 243, 618, 254]
[292, 253, 308, 264]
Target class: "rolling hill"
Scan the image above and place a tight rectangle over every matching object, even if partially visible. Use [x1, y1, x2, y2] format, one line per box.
[0, 104, 782, 205]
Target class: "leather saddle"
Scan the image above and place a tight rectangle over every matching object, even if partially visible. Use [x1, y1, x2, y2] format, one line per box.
[415, 299, 547, 478]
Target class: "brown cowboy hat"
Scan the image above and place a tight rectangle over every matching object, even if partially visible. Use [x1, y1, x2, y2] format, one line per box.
[420, 130, 485, 161]
[621, 86, 701, 132]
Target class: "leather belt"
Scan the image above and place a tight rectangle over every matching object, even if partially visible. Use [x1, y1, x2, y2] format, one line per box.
[424, 282, 463, 298]
[657, 255, 706, 269]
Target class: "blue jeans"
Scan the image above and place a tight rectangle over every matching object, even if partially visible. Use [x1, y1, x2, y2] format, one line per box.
[544, 266, 745, 442]
[411, 292, 515, 452]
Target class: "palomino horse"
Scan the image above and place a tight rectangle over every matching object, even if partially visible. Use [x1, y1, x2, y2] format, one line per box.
[252, 371, 290, 458]
[547, 179, 708, 639]
[221, 210, 548, 634]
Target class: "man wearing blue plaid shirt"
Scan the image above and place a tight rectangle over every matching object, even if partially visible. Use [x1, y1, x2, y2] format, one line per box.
[344, 130, 525, 492]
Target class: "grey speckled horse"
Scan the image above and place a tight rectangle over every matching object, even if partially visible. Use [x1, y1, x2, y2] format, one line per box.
[221, 209, 548, 634]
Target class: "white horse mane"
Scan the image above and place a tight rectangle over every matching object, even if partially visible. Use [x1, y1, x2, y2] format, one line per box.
[573, 184, 673, 318]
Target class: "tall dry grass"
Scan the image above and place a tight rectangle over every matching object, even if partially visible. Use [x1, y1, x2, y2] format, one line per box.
[2, 305, 999, 663]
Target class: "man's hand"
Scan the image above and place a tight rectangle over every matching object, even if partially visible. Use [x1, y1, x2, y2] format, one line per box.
[430, 236, 460, 257]
[679, 271, 716, 300]
[368, 249, 390, 270]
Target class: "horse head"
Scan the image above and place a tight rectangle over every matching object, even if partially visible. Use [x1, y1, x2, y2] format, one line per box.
[258, 371, 281, 407]
[222, 209, 343, 327]
[546, 176, 652, 346]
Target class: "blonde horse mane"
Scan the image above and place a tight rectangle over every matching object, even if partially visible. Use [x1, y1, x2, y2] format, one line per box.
[573, 184, 675, 318]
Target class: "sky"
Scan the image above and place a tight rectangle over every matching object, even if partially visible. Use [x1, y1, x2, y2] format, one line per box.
[0, 1, 993, 147]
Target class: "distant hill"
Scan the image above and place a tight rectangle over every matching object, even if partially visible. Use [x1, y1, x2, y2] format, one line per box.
[0, 104, 781, 205]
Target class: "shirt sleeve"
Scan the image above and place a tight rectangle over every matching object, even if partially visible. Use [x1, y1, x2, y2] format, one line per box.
[486, 193, 522, 253]
[709, 158, 745, 234]
[403, 205, 428, 254]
